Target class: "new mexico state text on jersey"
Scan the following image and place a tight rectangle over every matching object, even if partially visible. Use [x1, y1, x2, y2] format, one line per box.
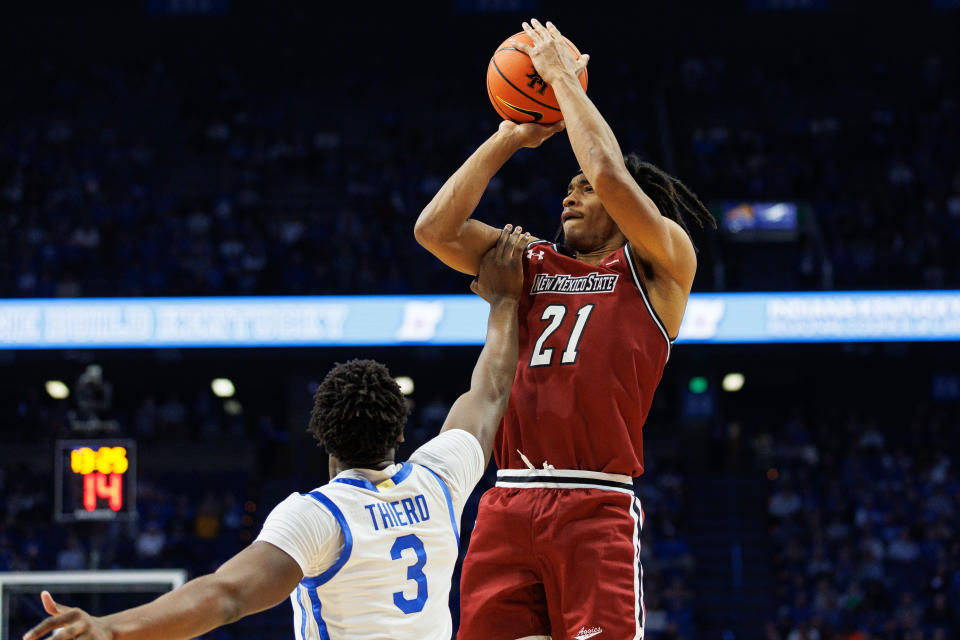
[529, 271, 619, 295]
[497, 240, 674, 477]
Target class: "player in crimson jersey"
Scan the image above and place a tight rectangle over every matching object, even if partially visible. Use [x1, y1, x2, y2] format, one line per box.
[415, 19, 715, 640]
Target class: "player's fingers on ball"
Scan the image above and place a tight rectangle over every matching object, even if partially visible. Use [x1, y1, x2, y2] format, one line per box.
[533, 19, 553, 41]
[545, 21, 561, 36]
[521, 21, 539, 42]
[508, 39, 530, 54]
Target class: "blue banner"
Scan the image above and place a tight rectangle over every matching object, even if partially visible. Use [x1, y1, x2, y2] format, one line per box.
[0, 291, 958, 349]
[677, 292, 960, 343]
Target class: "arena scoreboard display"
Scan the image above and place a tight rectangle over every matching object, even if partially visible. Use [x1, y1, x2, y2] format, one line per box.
[54, 439, 137, 522]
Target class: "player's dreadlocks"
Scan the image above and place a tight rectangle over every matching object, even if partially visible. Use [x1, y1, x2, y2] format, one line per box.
[555, 155, 717, 248]
[308, 359, 409, 466]
[623, 154, 717, 243]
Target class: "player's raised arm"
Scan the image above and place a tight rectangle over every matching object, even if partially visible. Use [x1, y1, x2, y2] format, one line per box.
[512, 19, 697, 287]
[23, 541, 303, 640]
[414, 121, 561, 275]
[439, 225, 526, 463]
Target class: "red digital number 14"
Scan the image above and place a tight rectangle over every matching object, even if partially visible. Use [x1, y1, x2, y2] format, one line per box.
[83, 472, 123, 511]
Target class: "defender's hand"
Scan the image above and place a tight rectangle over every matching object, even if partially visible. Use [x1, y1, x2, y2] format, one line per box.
[471, 225, 530, 303]
[510, 19, 589, 87]
[497, 119, 565, 149]
[23, 591, 115, 640]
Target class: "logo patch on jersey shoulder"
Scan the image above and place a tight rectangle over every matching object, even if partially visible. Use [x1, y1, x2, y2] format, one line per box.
[527, 248, 545, 261]
[530, 272, 619, 295]
[574, 626, 603, 640]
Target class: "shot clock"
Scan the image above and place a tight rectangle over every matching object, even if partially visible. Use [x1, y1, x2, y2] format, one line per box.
[55, 439, 137, 522]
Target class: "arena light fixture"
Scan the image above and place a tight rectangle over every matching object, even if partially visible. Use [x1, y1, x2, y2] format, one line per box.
[395, 376, 415, 396]
[722, 372, 746, 392]
[45, 380, 70, 399]
[211, 378, 235, 398]
[688, 376, 708, 394]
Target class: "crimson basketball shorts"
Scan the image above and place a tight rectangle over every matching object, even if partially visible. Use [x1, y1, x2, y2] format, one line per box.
[458, 469, 645, 640]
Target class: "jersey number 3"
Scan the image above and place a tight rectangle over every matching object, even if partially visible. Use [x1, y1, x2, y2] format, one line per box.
[391, 534, 427, 614]
[530, 304, 595, 367]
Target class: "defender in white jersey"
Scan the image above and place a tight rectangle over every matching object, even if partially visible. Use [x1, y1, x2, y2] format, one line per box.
[24, 226, 529, 640]
[263, 430, 482, 640]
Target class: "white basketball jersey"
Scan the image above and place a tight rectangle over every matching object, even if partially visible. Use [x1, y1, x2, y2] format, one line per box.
[290, 462, 461, 640]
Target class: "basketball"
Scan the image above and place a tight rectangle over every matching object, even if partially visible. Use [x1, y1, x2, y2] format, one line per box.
[486, 32, 588, 124]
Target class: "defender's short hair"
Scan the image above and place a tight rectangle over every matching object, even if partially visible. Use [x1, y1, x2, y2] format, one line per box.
[308, 359, 409, 466]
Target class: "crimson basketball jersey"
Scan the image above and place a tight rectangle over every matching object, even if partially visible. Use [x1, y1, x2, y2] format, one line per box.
[496, 240, 672, 477]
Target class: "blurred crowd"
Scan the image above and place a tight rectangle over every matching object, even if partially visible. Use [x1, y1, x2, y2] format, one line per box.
[1, 16, 957, 298]
[671, 47, 959, 291]
[759, 405, 960, 640]
[0, 469, 250, 576]
[636, 464, 697, 639]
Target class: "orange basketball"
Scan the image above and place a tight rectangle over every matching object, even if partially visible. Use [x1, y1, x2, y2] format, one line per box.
[486, 32, 588, 124]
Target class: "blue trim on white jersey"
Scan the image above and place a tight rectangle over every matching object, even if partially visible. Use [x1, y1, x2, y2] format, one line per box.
[332, 476, 379, 491]
[305, 586, 330, 640]
[418, 465, 460, 546]
[296, 585, 308, 640]
[302, 491, 353, 586]
[390, 461, 414, 485]
[331, 462, 415, 493]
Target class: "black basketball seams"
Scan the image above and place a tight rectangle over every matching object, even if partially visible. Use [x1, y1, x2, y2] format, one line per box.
[485, 67, 515, 121]
[489, 55, 562, 112]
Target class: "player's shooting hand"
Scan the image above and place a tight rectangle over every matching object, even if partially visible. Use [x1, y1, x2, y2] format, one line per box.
[23, 591, 114, 640]
[511, 19, 589, 87]
[471, 224, 529, 304]
[498, 119, 565, 149]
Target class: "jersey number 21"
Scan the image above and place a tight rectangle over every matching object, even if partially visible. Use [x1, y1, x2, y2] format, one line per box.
[530, 304, 596, 367]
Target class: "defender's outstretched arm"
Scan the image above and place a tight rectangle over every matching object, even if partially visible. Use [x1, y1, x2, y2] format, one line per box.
[24, 541, 303, 640]
[440, 226, 527, 463]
